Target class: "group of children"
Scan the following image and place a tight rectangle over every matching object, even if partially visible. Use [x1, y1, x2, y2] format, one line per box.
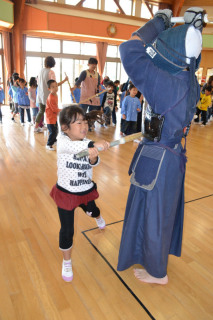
[194, 76, 213, 126]
[0, 77, 5, 124]
[8, 73, 42, 127]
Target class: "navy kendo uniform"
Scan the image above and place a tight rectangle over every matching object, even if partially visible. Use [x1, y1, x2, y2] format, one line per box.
[117, 8, 205, 278]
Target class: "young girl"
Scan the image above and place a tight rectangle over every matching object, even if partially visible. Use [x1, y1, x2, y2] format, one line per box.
[17, 78, 32, 125]
[0, 81, 5, 124]
[28, 77, 38, 124]
[11, 73, 20, 122]
[50, 105, 109, 282]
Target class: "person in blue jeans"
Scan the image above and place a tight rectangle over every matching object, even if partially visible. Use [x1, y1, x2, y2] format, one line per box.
[17, 78, 32, 126]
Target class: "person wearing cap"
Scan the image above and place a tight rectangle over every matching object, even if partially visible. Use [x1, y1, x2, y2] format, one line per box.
[117, 7, 205, 284]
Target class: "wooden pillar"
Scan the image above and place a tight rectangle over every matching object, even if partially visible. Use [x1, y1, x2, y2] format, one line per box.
[12, 0, 25, 76]
[158, 3, 172, 10]
[134, 0, 141, 17]
[100, 0, 105, 11]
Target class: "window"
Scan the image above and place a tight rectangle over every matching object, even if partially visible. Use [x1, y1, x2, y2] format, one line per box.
[206, 68, 213, 81]
[107, 45, 118, 58]
[105, 0, 118, 13]
[0, 56, 3, 82]
[26, 37, 42, 52]
[65, 0, 79, 4]
[104, 62, 117, 81]
[62, 58, 74, 104]
[195, 68, 203, 84]
[81, 42, 96, 56]
[42, 39, 60, 53]
[25, 37, 125, 104]
[78, 60, 88, 75]
[63, 41, 80, 54]
[117, 62, 121, 81]
[83, 0, 98, 10]
[152, 5, 158, 15]
[141, 3, 152, 19]
[120, 63, 128, 84]
[26, 57, 43, 81]
[119, 0, 132, 15]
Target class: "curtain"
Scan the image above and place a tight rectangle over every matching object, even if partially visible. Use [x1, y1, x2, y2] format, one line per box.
[2, 32, 12, 79]
[20, 34, 26, 78]
[96, 42, 108, 78]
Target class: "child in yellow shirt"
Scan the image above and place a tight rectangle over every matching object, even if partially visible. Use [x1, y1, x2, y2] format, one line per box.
[194, 86, 212, 126]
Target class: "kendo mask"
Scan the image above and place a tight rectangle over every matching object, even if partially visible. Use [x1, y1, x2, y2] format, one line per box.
[145, 24, 202, 75]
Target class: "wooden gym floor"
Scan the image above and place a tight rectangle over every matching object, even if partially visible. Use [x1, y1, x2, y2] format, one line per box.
[0, 105, 212, 320]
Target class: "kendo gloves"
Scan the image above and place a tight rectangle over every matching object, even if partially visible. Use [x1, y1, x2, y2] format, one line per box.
[154, 9, 174, 29]
[132, 9, 173, 44]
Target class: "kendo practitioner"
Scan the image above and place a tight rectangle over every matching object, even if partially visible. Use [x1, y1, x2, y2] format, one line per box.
[117, 7, 206, 284]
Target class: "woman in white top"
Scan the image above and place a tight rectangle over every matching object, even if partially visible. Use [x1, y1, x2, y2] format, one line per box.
[34, 56, 68, 132]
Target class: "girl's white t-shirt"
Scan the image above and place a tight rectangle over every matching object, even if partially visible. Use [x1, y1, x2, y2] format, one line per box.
[57, 133, 100, 193]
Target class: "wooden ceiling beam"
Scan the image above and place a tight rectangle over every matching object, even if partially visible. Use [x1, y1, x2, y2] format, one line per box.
[143, 1, 154, 18]
[172, 0, 185, 17]
[76, 0, 86, 7]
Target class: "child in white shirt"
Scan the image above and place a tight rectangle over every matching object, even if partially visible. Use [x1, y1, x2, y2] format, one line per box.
[50, 105, 109, 282]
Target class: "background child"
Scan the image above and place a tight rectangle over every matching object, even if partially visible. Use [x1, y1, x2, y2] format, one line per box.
[70, 77, 81, 103]
[121, 84, 141, 135]
[0, 81, 5, 124]
[7, 77, 14, 112]
[101, 80, 117, 126]
[119, 80, 129, 136]
[17, 78, 32, 126]
[194, 85, 212, 126]
[28, 77, 38, 124]
[11, 73, 20, 122]
[114, 80, 120, 93]
[50, 105, 109, 282]
[45, 80, 61, 151]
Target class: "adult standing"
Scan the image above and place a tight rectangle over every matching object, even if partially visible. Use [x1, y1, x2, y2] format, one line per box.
[34, 56, 68, 132]
[117, 8, 205, 284]
[71, 57, 101, 114]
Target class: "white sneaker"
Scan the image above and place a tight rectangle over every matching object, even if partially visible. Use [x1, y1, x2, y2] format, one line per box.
[46, 145, 55, 151]
[21, 123, 25, 126]
[27, 122, 33, 126]
[95, 216, 106, 229]
[34, 127, 43, 133]
[62, 259, 73, 282]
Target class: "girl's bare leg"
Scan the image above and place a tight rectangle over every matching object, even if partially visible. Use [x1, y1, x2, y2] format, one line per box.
[62, 248, 71, 261]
